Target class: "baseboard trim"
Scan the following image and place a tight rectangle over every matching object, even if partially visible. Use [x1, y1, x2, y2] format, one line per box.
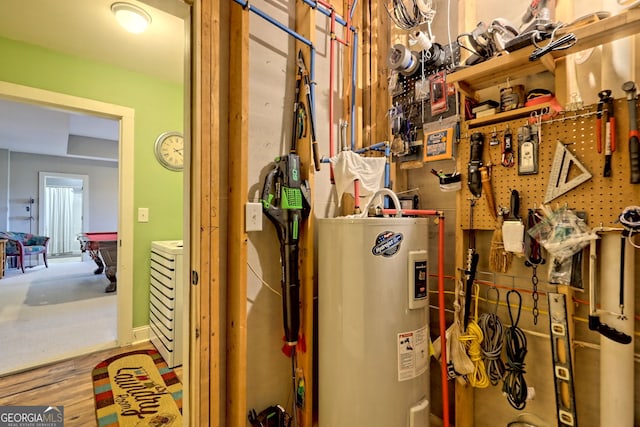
[132, 325, 151, 344]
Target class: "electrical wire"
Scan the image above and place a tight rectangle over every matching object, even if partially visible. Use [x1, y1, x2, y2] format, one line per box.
[502, 289, 528, 410]
[529, 24, 577, 61]
[248, 261, 281, 296]
[446, 0, 456, 67]
[384, 0, 422, 31]
[478, 287, 505, 386]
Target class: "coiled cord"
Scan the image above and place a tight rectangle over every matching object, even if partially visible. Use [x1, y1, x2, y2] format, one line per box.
[458, 284, 490, 388]
[385, 0, 422, 31]
[478, 311, 505, 386]
[502, 289, 528, 410]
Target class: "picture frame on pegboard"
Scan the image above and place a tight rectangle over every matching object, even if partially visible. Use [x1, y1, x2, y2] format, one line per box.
[423, 127, 453, 162]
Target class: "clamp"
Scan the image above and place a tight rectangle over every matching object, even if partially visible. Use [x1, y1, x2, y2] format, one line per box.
[596, 89, 616, 177]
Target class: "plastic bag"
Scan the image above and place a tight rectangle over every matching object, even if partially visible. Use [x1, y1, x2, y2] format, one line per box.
[527, 205, 597, 262]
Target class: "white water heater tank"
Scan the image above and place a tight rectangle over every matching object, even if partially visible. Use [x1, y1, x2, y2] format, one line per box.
[318, 217, 430, 427]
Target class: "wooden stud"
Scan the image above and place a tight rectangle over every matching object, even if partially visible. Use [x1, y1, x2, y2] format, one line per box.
[226, 2, 249, 427]
[193, 0, 222, 425]
[295, 4, 315, 427]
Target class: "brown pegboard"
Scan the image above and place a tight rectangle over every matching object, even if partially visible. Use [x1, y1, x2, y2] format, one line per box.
[458, 98, 640, 230]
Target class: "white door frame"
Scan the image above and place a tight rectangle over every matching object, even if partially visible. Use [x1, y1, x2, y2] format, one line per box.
[0, 80, 135, 346]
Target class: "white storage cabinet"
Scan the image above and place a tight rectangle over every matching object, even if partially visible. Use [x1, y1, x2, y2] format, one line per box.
[149, 240, 185, 367]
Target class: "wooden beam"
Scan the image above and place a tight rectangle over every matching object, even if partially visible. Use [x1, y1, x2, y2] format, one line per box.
[226, 2, 249, 427]
[192, 0, 221, 425]
[295, 4, 315, 427]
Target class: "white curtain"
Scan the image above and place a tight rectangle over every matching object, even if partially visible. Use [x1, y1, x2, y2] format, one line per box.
[45, 186, 76, 255]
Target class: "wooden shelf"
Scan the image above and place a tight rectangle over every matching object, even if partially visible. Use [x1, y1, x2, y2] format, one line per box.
[447, 7, 640, 97]
[467, 102, 551, 128]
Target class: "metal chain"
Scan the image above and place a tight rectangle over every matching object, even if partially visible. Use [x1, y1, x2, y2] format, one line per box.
[531, 265, 539, 325]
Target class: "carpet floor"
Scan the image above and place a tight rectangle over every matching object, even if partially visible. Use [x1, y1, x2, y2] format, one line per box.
[0, 258, 117, 376]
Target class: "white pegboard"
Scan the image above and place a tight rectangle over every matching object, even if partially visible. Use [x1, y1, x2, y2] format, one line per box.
[457, 99, 640, 230]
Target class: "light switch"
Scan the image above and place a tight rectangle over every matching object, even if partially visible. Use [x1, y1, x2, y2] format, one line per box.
[245, 202, 262, 231]
[138, 207, 149, 222]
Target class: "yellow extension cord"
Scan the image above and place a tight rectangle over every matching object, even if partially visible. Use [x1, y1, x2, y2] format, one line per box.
[458, 283, 490, 388]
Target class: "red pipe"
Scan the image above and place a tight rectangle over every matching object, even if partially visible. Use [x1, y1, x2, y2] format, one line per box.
[353, 179, 361, 211]
[381, 208, 439, 216]
[438, 213, 450, 427]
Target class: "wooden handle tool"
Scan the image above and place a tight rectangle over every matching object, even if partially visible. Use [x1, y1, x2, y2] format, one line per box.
[480, 166, 497, 219]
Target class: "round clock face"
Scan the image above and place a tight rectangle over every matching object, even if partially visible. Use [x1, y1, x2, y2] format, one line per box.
[154, 131, 184, 171]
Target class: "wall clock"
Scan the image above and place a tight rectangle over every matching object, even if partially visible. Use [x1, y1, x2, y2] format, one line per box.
[154, 131, 184, 171]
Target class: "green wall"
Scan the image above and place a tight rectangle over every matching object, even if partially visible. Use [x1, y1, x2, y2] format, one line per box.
[0, 36, 184, 327]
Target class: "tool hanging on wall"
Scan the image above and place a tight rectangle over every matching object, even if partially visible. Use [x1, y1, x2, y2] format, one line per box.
[588, 228, 632, 344]
[489, 208, 512, 273]
[501, 126, 515, 167]
[596, 89, 616, 177]
[479, 165, 497, 219]
[524, 209, 545, 325]
[261, 154, 311, 345]
[296, 50, 320, 171]
[467, 132, 484, 197]
[502, 189, 524, 254]
[548, 292, 578, 427]
[261, 94, 312, 426]
[517, 123, 539, 175]
[463, 198, 480, 331]
[544, 141, 592, 203]
[622, 80, 640, 183]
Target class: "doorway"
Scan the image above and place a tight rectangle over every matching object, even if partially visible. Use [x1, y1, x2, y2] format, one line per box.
[39, 172, 91, 258]
[0, 81, 135, 367]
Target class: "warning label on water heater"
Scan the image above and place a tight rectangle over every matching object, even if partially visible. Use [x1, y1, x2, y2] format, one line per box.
[397, 325, 428, 381]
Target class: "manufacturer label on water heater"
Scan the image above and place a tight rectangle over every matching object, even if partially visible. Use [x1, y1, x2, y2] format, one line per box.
[371, 231, 403, 257]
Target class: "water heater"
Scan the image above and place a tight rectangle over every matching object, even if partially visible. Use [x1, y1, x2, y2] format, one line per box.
[318, 217, 430, 427]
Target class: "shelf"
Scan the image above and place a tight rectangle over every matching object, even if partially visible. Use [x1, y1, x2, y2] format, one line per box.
[447, 7, 640, 97]
[467, 102, 551, 128]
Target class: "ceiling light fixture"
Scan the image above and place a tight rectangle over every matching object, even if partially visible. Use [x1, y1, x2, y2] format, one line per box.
[111, 2, 152, 34]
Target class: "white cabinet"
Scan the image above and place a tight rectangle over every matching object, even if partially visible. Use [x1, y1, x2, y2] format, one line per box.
[149, 240, 185, 368]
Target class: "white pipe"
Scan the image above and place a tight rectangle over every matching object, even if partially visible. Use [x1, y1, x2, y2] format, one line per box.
[599, 231, 635, 426]
[358, 188, 402, 217]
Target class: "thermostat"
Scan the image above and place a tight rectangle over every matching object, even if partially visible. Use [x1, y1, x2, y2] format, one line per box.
[408, 250, 428, 309]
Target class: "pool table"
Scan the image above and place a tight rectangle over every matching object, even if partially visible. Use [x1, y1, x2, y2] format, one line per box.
[78, 232, 118, 293]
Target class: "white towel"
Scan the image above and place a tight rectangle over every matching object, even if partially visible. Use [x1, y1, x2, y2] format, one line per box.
[329, 151, 386, 207]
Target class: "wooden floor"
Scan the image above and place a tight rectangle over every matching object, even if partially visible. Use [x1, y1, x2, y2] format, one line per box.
[0, 341, 183, 427]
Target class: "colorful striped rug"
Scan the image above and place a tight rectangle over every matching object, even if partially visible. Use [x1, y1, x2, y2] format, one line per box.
[92, 349, 182, 427]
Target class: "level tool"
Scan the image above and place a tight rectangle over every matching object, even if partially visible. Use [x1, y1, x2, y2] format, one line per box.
[544, 141, 592, 203]
[548, 292, 578, 427]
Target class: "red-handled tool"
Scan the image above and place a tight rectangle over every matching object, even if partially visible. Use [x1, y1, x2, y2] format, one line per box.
[623, 81, 640, 183]
[597, 89, 615, 177]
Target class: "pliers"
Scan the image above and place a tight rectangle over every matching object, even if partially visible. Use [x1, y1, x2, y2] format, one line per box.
[597, 89, 616, 177]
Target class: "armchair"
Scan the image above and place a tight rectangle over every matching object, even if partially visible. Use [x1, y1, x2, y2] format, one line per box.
[0, 231, 50, 273]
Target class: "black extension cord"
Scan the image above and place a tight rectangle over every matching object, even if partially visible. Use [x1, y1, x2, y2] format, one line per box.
[502, 290, 528, 410]
[529, 32, 577, 61]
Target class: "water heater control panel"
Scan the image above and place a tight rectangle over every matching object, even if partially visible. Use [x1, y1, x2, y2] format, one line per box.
[408, 250, 428, 309]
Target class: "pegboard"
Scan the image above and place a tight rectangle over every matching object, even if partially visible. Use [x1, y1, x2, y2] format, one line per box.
[458, 98, 640, 230]
[391, 72, 457, 130]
